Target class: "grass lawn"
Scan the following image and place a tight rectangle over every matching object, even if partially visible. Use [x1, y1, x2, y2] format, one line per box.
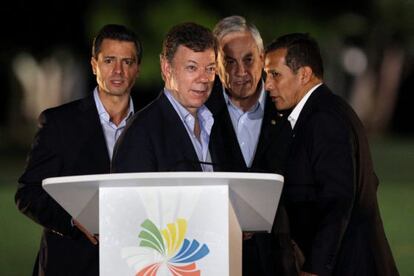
[378, 182, 414, 275]
[372, 136, 414, 276]
[0, 136, 413, 275]
[0, 150, 41, 276]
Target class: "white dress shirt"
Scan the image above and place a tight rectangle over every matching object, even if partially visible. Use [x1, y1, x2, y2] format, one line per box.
[223, 81, 266, 167]
[93, 88, 134, 160]
[164, 89, 214, 172]
[288, 83, 322, 129]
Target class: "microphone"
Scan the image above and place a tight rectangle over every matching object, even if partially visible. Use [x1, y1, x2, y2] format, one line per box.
[168, 159, 219, 172]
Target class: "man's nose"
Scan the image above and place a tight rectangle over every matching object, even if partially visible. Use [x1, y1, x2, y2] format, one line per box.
[113, 61, 123, 74]
[265, 77, 273, 91]
[199, 70, 211, 83]
[236, 64, 247, 76]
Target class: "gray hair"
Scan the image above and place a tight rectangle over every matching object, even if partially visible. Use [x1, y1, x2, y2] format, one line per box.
[213, 15, 264, 53]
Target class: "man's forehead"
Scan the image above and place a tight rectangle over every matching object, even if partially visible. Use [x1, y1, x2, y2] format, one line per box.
[99, 40, 137, 55]
[98, 51, 137, 59]
[220, 30, 252, 44]
[221, 32, 259, 55]
[265, 49, 287, 63]
[174, 45, 215, 58]
[100, 38, 136, 48]
[169, 48, 215, 68]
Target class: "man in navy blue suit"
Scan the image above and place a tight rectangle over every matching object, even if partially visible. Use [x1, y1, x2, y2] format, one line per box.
[112, 22, 217, 173]
[15, 24, 142, 276]
[264, 33, 399, 276]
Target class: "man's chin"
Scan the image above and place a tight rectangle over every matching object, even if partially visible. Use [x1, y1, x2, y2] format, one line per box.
[275, 103, 288, 111]
[107, 89, 128, 96]
[233, 89, 255, 100]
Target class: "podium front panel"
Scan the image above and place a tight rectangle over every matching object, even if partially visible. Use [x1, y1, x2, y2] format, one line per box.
[100, 185, 229, 275]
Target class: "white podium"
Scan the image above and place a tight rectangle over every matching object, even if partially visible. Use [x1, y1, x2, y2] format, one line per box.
[43, 172, 283, 276]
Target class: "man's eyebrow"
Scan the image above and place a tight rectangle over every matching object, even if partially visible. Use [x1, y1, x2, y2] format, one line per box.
[266, 68, 278, 73]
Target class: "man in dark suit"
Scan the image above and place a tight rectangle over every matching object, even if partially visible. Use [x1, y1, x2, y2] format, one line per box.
[207, 15, 290, 173]
[264, 33, 399, 276]
[206, 15, 297, 276]
[15, 24, 142, 276]
[112, 22, 217, 173]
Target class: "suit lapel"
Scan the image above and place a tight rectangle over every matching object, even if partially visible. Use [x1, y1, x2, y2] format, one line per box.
[208, 83, 248, 171]
[293, 84, 328, 133]
[158, 93, 202, 171]
[77, 95, 110, 170]
[251, 94, 285, 168]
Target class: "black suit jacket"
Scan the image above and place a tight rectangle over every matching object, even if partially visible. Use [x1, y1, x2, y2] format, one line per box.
[15, 95, 111, 275]
[206, 80, 297, 276]
[282, 84, 399, 276]
[112, 92, 204, 173]
[207, 80, 290, 173]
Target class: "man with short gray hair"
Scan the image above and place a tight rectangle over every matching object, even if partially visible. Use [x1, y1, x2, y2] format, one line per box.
[207, 15, 297, 276]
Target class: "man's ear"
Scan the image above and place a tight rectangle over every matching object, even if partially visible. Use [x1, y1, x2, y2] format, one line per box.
[216, 51, 227, 84]
[259, 51, 265, 65]
[160, 55, 171, 81]
[91, 57, 97, 75]
[299, 66, 313, 84]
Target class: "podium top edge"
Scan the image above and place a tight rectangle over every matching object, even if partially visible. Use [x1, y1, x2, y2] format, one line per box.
[43, 171, 284, 186]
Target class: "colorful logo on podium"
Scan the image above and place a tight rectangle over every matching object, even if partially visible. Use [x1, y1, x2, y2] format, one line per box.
[135, 218, 209, 276]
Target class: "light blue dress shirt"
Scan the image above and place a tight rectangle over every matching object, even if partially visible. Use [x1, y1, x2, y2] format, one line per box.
[93, 88, 134, 160]
[164, 89, 214, 172]
[223, 82, 266, 167]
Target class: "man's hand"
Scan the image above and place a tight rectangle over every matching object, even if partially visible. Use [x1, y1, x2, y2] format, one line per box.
[243, 232, 254, 240]
[73, 219, 98, 245]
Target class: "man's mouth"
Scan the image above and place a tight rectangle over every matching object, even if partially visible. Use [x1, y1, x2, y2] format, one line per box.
[234, 79, 250, 86]
[111, 79, 124, 85]
[271, 96, 279, 102]
[191, 88, 208, 94]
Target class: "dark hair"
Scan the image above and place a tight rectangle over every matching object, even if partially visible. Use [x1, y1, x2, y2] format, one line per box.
[161, 22, 217, 63]
[265, 33, 323, 78]
[92, 24, 143, 64]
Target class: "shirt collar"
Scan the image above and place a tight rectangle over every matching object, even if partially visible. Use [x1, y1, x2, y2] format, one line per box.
[288, 83, 322, 129]
[93, 87, 134, 124]
[164, 88, 191, 119]
[164, 88, 214, 139]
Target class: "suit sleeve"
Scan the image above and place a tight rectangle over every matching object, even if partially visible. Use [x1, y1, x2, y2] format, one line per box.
[112, 118, 157, 173]
[15, 111, 76, 237]
[303, 112, 355, 275]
